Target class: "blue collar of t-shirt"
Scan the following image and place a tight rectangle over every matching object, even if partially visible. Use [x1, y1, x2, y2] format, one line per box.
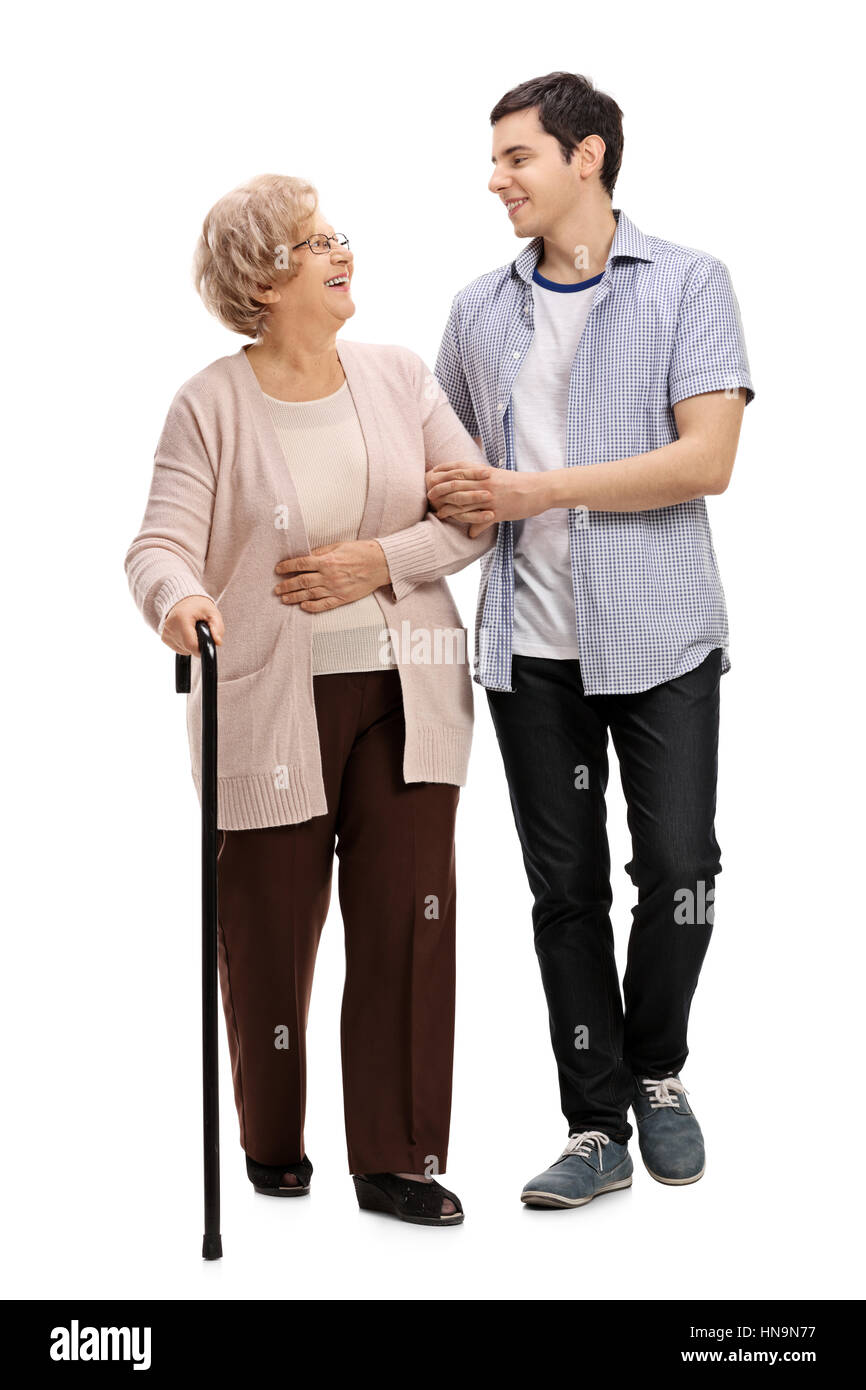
[532, 267, 605, 293]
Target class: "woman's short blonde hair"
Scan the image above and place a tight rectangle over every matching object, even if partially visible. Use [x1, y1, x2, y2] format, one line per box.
[192, 174, 318, 339]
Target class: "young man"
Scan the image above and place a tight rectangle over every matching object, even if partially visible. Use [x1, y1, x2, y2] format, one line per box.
[428, 72, 754, 1209]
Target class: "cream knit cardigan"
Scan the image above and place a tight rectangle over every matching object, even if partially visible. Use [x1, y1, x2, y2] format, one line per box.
[125, 341, 496, 830]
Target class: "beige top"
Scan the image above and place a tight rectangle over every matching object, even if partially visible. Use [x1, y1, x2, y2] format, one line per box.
[262, 380, 396, 675]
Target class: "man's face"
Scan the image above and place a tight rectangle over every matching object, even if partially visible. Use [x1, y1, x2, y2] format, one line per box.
[488, 107, 583, 238]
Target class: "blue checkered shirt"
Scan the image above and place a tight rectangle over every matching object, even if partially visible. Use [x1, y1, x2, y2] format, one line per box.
[435, 209, 754, 694]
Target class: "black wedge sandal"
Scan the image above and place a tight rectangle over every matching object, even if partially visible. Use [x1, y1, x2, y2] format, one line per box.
[352, 1172, 464, 1226]
[246, 1153, 313, 1197]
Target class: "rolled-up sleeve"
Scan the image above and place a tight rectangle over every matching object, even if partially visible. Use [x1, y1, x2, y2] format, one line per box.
[668, 257, 755, 408]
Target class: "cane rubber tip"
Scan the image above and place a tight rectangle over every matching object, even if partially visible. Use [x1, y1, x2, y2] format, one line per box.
[202, 1233, 223, 1261]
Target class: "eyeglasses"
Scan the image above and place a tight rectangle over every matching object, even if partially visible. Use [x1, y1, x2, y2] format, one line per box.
[291, 233, 350, 255]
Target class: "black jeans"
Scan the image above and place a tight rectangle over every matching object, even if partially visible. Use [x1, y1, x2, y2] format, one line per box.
[486, 650, 722, 1144]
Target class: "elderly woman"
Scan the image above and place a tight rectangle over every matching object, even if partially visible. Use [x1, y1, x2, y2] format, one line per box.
[125, 174, 496, 1226]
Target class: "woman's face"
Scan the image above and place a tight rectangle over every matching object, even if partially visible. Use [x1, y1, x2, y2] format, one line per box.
[284, 214, 355, 330]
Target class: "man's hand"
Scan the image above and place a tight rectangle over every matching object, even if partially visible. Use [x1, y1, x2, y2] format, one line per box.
[274, 540, 390, 612]
[426, 463, 548, 535]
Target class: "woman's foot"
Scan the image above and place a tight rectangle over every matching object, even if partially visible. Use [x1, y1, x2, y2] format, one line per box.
[353, 1172, 464, 1225]
[394, 1173, 457, 1216]
[246, 1152, 313, 1197]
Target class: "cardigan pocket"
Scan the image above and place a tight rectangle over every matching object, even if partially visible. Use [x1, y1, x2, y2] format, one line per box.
[213, 665, 270, 780]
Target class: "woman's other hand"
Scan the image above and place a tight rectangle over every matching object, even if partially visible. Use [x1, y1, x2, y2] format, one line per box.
[161, 595, 225, 654]
[274, 541, 390, 612]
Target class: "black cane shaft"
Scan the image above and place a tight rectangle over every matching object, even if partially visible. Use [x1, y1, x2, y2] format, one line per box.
[197, 621, 222, 1260]
[175, 621, 222, 1259]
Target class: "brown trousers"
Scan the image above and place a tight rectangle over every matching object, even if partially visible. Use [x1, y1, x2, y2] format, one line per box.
[216, 668, 459, 1176]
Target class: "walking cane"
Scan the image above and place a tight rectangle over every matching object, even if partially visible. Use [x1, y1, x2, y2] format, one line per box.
[175, 619, 223, 1260]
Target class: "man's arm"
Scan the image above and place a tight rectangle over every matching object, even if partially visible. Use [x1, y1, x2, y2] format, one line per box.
[428, 389, 746, 528]
[429, 252, 753, 530]
[552, 389, 746, 508]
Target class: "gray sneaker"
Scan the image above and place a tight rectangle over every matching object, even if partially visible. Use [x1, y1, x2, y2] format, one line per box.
[632, 1074, 705, 1185]
[521, 1131, 633, 1209]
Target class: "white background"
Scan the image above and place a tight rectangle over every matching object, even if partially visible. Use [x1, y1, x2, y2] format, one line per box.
[2, 0, 863, 1303]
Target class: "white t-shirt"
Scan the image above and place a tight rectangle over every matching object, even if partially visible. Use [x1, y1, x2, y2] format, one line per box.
[511, 268, 602, 659]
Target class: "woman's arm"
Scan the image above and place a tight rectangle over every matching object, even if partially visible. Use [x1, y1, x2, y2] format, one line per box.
[376, 354, 496, 600]
[274, 353, 497, 612]
[124, 384, 218, 636]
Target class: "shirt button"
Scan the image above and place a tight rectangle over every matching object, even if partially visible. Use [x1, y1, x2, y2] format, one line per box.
[497, 402, 504, 411]
[498, 458, 505, 467]
[512, 350, 520, 359]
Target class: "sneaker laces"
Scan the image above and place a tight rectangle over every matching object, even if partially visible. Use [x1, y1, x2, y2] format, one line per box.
[641, 1075, 688, 1110]
[560, 1130, 610, 1170]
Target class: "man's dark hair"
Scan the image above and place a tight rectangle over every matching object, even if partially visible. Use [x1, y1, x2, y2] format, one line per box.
[489, 72, 624, 197]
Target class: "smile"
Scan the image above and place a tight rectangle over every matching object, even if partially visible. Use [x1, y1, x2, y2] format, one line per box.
[325, 274, 349, 290]
[506, 198, 529, 217]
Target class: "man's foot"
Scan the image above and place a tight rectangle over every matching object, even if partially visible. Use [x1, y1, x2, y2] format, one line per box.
[521, 1131, 633, 1208]
[632, 1074, 705, 1184]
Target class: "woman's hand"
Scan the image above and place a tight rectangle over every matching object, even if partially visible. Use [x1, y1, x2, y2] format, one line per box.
[274, 540, 391, 612]
[161, 595, 225, 654]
